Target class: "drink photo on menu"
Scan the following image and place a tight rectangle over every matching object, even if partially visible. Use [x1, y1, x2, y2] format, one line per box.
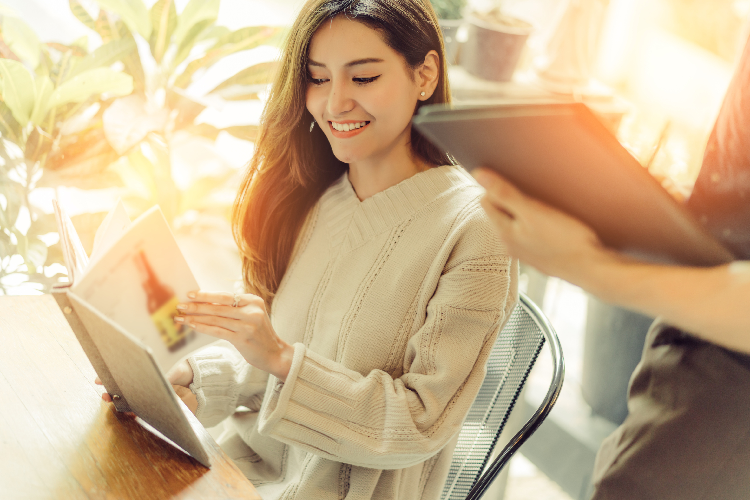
[53, 199, 215, 372]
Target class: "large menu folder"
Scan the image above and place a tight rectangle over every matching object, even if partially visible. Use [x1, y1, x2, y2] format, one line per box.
[52, 200, 215, 467]
[413, 102, 735, 267]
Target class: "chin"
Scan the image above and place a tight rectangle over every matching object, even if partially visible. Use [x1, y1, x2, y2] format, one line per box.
[331, 147, 365, 165]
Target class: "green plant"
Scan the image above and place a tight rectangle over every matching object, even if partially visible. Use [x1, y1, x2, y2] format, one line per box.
[430, 0, 467, 20]
[0, 0, 283, 294]
[70, 0, 283, 225]
[0, 8, 135, 294]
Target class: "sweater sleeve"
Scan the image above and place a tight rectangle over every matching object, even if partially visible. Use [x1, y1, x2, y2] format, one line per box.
[256, 217, 517, 469]
[187, 340, 269, 428]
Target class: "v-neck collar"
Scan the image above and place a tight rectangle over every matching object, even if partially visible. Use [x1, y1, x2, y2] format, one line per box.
[318, 165, 474, 253]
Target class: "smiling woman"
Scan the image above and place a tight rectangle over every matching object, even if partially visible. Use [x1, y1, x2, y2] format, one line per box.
[235, 0, 452, 301]
[155, 1, 518, 499]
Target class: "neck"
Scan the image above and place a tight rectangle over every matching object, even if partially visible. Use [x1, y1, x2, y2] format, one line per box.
[348, 127, 431, 201]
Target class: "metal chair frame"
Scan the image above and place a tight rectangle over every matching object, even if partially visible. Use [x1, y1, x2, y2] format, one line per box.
[441, 292, 565, 500]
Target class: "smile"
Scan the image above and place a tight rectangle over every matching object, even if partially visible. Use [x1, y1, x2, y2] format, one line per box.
[329, 120, 370, 138]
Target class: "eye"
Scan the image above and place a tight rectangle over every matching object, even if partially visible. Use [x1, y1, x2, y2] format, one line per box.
[353, 75, 381, 85]
[309, 77, 329, 86]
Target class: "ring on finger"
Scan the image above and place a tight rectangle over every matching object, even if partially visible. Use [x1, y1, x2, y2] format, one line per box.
[232, 293, 241, 307]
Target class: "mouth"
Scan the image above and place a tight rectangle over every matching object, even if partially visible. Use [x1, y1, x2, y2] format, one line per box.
[328, 120, 370, 138]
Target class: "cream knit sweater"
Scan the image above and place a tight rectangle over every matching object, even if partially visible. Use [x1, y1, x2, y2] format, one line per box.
[187, 165, 517, 500]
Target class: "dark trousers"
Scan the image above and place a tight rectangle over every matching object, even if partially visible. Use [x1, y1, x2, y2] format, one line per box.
[591, 320, 750, 500]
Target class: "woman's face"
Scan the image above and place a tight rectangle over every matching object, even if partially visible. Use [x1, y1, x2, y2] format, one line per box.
[306, 16, 430, 165]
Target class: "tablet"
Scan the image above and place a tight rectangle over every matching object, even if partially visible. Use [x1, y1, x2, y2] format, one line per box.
[413, 102, 734, 267]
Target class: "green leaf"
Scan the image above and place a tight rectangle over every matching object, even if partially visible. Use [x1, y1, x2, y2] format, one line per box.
[171, 19, 211, 69]
[68, 37, 137, 79]
[0, 100, 21, 142]
[0, 181, 25, 230]
[25, 236, 48, 270]
[69, 0, 97, 30]
[209, 61, 278, 94]
[93, 0, 152, 40]
[0, 229, 11, 259]
[95, 10, 117, 42]
[0, 59, 35, 127]
[44, 42, 87, 58]
[43, 242, 65, 267]
[11, 228, 27, 265]
[172, 0, 219, 50]
[29, 75, 54, 124]
[196, 25, 230, 44]
[2, 16, 41, 68]
[149, 0, 177, 63]
[27, 213, 59, 239]
[47, 68, 133, 109]
[173, 26, 280, 88]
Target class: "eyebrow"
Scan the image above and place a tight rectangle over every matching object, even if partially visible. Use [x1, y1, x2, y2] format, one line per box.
[308, 57, 385, 68]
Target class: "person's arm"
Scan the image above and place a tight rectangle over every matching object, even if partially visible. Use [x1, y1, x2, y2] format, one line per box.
[186, 340, 270, 428]
[474, 167, 750, 354]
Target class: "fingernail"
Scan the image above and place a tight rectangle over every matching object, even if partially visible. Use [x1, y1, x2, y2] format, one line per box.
[187, 292, 196, 299]
[175, 316, 184, 323]
[176, 304, 186, 310]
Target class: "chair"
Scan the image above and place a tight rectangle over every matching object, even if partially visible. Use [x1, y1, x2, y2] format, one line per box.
[441, 292, 565, 500]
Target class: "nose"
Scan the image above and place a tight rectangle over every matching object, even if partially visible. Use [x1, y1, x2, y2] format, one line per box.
[326, 78, 354, 118]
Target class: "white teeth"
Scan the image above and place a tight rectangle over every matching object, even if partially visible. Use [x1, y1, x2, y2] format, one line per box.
[332, 121, 368, 132]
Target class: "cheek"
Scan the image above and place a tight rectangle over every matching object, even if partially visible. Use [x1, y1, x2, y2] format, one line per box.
[306, 86, 324, 118]
[367, 85, 417, 129]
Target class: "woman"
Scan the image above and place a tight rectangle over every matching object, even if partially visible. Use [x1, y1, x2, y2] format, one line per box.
[107, 1, 516, 498]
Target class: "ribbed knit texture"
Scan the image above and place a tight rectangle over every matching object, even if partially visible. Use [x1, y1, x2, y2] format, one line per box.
[188, 165, 517, 500]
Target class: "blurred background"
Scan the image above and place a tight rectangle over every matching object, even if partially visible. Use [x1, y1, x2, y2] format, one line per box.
[0, 0, 747, 498]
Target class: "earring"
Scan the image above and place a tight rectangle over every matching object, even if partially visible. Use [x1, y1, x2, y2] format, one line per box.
[420, 91, 426, 97]
[310, 120, 315, 132]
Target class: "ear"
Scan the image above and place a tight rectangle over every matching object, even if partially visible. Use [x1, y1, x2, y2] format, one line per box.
[416, 50, 440, 101]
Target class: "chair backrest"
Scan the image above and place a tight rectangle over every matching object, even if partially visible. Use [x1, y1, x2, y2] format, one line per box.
[441, 292, 565, 500]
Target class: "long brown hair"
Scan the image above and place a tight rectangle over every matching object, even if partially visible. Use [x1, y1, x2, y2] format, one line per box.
[232, 0, 452, 306]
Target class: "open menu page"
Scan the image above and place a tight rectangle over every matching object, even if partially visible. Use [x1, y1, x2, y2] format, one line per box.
[88, 199, 132, 268]
[52, 199, 89, 285]
[61, 204, 215, 372]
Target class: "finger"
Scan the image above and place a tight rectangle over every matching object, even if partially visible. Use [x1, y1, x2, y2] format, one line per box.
[188, 290, 236, 306]
[473, 168, 528, 214]
[181, 316, 236, 340]
[177, 301, 249, 320]
[95, 376, 102, 385]
[177, 313, 242, 332]
[173, 385, 198, 415]
[102, 393, 112, 402]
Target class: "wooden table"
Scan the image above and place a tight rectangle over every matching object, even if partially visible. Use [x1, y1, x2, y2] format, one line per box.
[0, 295, 260, 499]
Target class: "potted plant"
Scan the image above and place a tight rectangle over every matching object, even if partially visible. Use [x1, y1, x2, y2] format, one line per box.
[461, 6, 532, 82]
[0, 10, 135, 294]
[430, 0, 466, 65]
[0, 0, 281, 295]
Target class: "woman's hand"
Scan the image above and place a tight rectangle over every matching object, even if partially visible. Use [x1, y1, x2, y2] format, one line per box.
[94, 359, 198, 415]
[473, 167, 618, 283]
[176, 291, 294, 382]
